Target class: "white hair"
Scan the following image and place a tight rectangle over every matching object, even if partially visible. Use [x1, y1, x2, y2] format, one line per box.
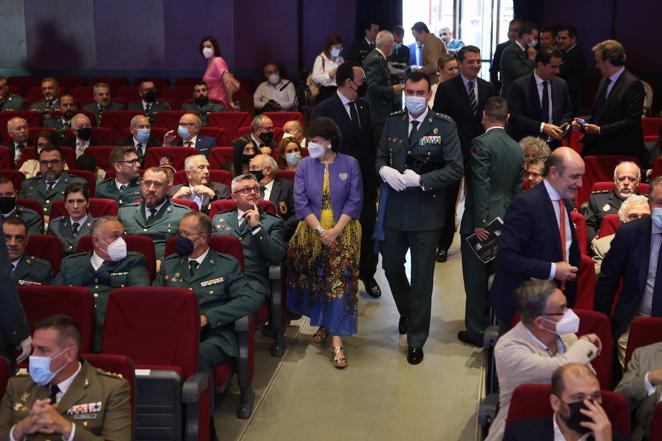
[254, 154, 277, 170]
[613, 161, 641, 180]
[184, 154, 207, 171]
[618, 194, 649, 222]
[231, 174, 258, 193]
[375, 30, 394, 49]
[71, 113, 90, 129]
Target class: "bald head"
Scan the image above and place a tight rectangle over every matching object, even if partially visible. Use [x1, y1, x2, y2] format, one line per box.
[613, 161, 640, 199]
[545, 147, 585, 200]
[71, 113, 91, 130]
[551, 363, 600, 404]
[7, 117, 29, 143]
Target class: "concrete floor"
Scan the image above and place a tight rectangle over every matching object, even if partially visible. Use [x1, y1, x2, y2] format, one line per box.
[214, 231, 483, 441]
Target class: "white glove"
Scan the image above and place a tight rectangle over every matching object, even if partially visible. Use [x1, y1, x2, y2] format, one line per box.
[403, 169, 422, 188]
[16, 336, 31, 364]
[379, 166, 406, 191]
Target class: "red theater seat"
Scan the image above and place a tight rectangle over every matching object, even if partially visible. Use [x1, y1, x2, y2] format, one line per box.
[275, 170, 295, 182]
[624, 317, 662, 369]
[77, 235, 156, 281]
[54, 76, 85, 91]
[16, 146, 76, 169]
[207, 147, 234, 171]
[7, 75, 41, 91]
[131, 77, 170, 89]
[651, 402, 662, 441]
[207, 111, 251, 142]
[72, 86, 94, 105]
[598, 214, 622, 238]
[174, 169, 231, 186]
[262, 111, 304, 126]
[154, 111, 185, 130]
[16, 199, 44, 223]
[28, 127, 57, 144]
[652, 157, 662, 179]
[576, 310, 614, 388]
[570, 211, 588, 256]
[579, 156, 639, 207]
[591, 181, 649, 195]
[83, 146, 115, 170]
[67, 169, 97, 196]
[171, 198, 199, 211]
[49, 198, 119, 219]
[0, 111, 42, 136]
[642, 117, 662, 137]
[89, 77, 129, 91]
[116, 127, 167, 145]
[199, 127, 225, 145]
[82, 353, 135, 416]
[575, 254, 597, 310]
[63, 128, 113, 146]
[174, 77, 201, 87]
[0, 357, 8, 398]
[162, 87, 194, 102]
[1, 169, 26, 190]
[26, 234, 63, 273]
[100, 110, 143, 133]
[143, 147, 197, 170]
[0, 148, 10, 169]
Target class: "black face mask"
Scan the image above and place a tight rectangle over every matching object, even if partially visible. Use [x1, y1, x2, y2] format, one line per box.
[195, 95, 209, 106]
[251, 170, 264, 182]
[175, 235, 194, 256]
[560, 400, 593, 435]
[259, 132, 273, 145]
[62, 110, 75, 120]
[241, 153, 255, 164]
[355, 81, 368, 98]
[0, 196, 16, 214]
[143, 89, 158, 103]
[77, 127, 92, 141]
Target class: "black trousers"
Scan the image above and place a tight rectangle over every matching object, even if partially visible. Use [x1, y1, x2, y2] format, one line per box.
[438, 180, 461, 251]
[359, 197, 378, 281]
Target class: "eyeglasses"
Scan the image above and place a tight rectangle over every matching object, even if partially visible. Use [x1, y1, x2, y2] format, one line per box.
[234, 186, 260, 195]
[39, 159, 61, 166]
[118, 159, 140, 166]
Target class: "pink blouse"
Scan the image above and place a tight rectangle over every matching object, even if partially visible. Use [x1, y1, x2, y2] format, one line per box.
[203, 56, 230, 105]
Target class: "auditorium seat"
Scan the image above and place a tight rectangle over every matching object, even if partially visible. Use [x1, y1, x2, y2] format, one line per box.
[207, 147, 234, 171]
[576, 310, 614, 388]
[199, 126, 225, 145]
[25, 86, 44, 102]
[0, 111, 42, 136]
[274, 170, 295, 182]
[1, 169, 26, 190]
[100, 110, 143, 134]
[28, 127, 57, 144]
[143, 147, 197, 170]
[54, 75, 85, 91]
[174, 169, 231, 186]
[16, 199, 44, 222]
[77, 235, 156, 281]
[171, 198, 199, 211]
[26, 234, 63, 273]
[7, 75, 40, 91]
[579, 156, 639, 207]
[574, 254, 597, 310]
[82, 353, 136, 419]
[162, 87, 194, 102]
[67, 169, 97, 196]
[641, 117, 662, 137]
[19, 285, 95, 353]
[155, 110, 185, 130]
[506, 384, 630, 437]
[0, 357, 8, 398]
[651, 402, 662, 441]
[652, 157, 662, 179]
[89, 76, 128, 90]
[0, 148, 10, 169]
[597, 214, 621, 238]
[131, 76, 170, 88]
[570, 211, 588, 256]
[84, 146, 115, 171]
[262, 111, 304, 126]
[17, 146, 76, 169]
[591, 181, 649, 194]
[206, 111, 251, 142]
[174, 77, 201, 87]
[624, 317, 662, 369]
[72, 86, 94, 105]
[102, 287, 212, 440]
[567, 128, 584, 154]
[49, 197, 119, 219]
[117, 126, 167, 145]
[238, 126, 284, 143]
[116, 86, 139, 103]
[63, 127, 113, 146]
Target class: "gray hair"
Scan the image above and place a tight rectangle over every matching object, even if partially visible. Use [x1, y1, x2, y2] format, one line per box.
[254, 154, 277, 170]
[517, 279, 558, 325]
[519, 136, 551, 161]
[184, 154, 207, 171]
[130, 114, 150, 128]
[231, 174, 258, 193]
[251, 115, 272, 131]
[91, 216, 123, 235]
[618, 194, 649, 222]
[93, 82, 110, 93]
[375, 30, 394, 49]
[613, 161, 641, 180]
[6, 117, 27, 131]
[71, 113, 91, 129]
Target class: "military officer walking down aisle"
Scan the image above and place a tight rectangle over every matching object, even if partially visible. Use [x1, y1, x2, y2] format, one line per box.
[375, 71, 463, 364]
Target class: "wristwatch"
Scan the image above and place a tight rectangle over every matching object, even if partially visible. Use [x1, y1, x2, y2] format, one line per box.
[315, 225, 325, 235]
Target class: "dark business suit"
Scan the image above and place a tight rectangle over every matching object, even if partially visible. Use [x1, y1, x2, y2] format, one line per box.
[169, 181, 230, 213]
[594, 217, 660, 340]
[348, 37, 374, 64]
[433, 74, 494, 253]
[3, 141, 32, 168]
[267, 178, 296, 240]
[490, 182, 580, 327]
[171, 134, 217, 157]
[507, 73, 573, 145]
[504, 416, 628, 441]
[582, 69, 645, 161]
[387, 44, 410, 65]
[499, 42, 535, 99]
[558, 44, 586, 115]
[363, 49, 396, 145]
[490, 40, 511, 93]
[311, 92, 379, 283]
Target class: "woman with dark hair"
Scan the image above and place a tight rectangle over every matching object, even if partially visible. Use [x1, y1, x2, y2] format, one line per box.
[18, 131, 63, 178]
[277, 137, 302, 170]
[286, 117, 363, 369]
[311, 34, 344, 103]
[199, 35, 240, 109]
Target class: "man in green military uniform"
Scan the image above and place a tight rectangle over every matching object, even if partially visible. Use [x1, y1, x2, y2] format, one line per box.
[0, 176, 43, 234]
[82, 82, 125, 127]
[154, 212, 264, 382]
[0, 314, 131, 440]
[4, 218, 53, 286]
[181, 81, 224, 126]
[212, 174, 286, 296]
[375, 71, 463, 364]
[42, 95, 78, 137]
[47, 182, 94, 256]
[0, 77, 24, 110]
[18, 146, 86, 219]
[53, 217, 150, 350]
[29, 77, 61, 115]
[118, 167, 190, 260]
[583, 161, 641, 242]
[458, 97, 524, 347]
[95, 146, 143, 206]
[127, 79, 171, 124]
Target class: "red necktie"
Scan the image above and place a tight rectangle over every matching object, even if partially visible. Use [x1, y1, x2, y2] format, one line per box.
[559, 199, 567, 291]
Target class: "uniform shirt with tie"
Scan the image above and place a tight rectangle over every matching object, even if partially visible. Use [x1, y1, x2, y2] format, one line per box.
[69, 214, 87, 236]
[144, 200, 167, 220]
[336, 90, 361, 128]
[10, 257, 20, 274]
[115, 179, 129, 192]
[641, 221, 662, 316]
[141, 100, 152, 112]
[183, 135, 198, 148]
[533, 71, 553, 132]
[188, 247, 209, 275]
[46, 176, 62, 192]
[237, 208, 262, 235]
[132, 137, 146, 158]
[543, 179, 572, 280]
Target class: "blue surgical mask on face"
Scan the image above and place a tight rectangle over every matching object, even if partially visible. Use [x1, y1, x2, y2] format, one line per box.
[29, 348, 69, 386]
[177, 125, 190, 140]
[652, 207, 662, 228]
[135, 128, 150, 144]
[330, 47, 342, 58]
[405, 95, 427, 116]
[307, 142, 326, 159]
[285, 151, 301, 165]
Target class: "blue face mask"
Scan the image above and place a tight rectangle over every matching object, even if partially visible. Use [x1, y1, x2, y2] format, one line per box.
[29, 348, 69, 386]
[652, 207, 662, 228]
[135, 128, 150, 144]
[330, 47, 342, 58]
[177, 125, 190, 140]
[285, 151, 301, 165]
[405, 95, 427, 116]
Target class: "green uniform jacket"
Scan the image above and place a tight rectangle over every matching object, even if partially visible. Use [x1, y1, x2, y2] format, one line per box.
[0, 360, 131, 441]
[19, 173, 87, 215]
[127, 100, 171, 124]
[82, 102, 126, 127]
[375, 109, 464, 231]
[460, 127, 524, 234]
[363, 49, 396, 125]
[47, 215, 95, 256]
[53, 251, 150, 349]
[94, 177, 142, 207]
[583, 189, 627, 242]
[1, 204, 44, 234]
[29, 100, 58, 114]
[43, 117, 72, 135]
[154, 249, 265, 358]
[12, 255, 53, 286]
[117, 198, 189, 259]
[181, 101, 225, 126]
[211, 209, 286, 296]
[0, 94, 24, 110]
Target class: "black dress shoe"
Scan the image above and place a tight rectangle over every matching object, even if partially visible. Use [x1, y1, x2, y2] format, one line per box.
[435, 248, 448, 263]
[457, 330, 483, 347]
[398, 317, 408, 335]
[407, 347, 424, 365]
[362, 277, 382, 298]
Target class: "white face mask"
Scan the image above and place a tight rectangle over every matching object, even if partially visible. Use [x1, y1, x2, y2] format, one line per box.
[543, 309, 580, 335]
[100, 237, 128, 262]
[268, 73, 280, 85]
[653, 207, 662, 228]
[529, 38, 538, 48]
[202, 47, 214, 59]
[308, 141, 326, 159]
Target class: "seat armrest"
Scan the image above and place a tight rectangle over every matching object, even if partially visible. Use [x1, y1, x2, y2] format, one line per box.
[234, 314, 249, 333]
[483, 325, 500, 350]
[268, 264, 281, 280]
[478, 393, 499, 427]
[183, 373, 210, 441]
[182, 373, 209, 403]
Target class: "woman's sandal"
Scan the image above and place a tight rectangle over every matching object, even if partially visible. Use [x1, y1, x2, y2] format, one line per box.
[331, 346, 348, 369]
[312, 327, 328, 344]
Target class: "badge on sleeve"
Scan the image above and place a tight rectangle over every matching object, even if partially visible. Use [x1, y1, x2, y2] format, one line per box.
[602, 204, 610, 212]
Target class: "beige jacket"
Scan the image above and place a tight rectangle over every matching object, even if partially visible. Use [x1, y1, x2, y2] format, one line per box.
[419, 33, 447, 84]
[591, 234, 614, 274]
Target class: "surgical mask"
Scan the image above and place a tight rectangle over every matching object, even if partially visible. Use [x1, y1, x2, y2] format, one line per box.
[268, 73, 280, 85]
[259, 132, 273, 145]
[543, 309, 580, 335]
[285, 151, 301, 166]
[202, 47, 215, 59]
[330, 47, 342, 58]
[308, 141, 326, 159]
[405, 95, 427, 116]
[175, 235, 194, 256]
[177, 125, 190, 140]
[529, 38, 538, 48]
[104, 237, 127, 262]
[77, 127, 92, 141]
[393, 42, 402, 50]
[559, 400, 593, 435]
[652, 207, 662, 228]
[143, 89, 158, 103]
[353, 81, 367, 98]
[195, 95, 209, 106]
[135, 128, 150, 144]
[62, 110, 75, 120]
[29, 348, 69, 386]
[0, 196, 16, 214]
[251, 169, 265, 183]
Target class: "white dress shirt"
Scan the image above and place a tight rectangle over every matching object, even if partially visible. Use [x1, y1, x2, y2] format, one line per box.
[75, 138, 90, 158]
[543, 179, 573, 280]
[253, 79, 296, 110]
[408, 107, 429, 135]
[90, 250, 106, 271]
[312, 52, 344, 87]
[188, 247, 209, 267]
[552, 412, 591, 441]
[262, 179, 274, 201]
[183, 135, 198, 148]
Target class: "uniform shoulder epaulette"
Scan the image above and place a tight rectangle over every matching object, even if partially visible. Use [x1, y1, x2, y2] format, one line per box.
[433, 111, 453, 121]
[63, 251, 88, 260]
[27, 255, 48, 265]
[171, 201, 194, 211]
[98, 177, 114, 185]
[96, 368, 124, 380]
[389, 109, 407, 116]
[591, 189, 609, 194]
[120, 201, 141, 208]
[16, 369, 29, 376]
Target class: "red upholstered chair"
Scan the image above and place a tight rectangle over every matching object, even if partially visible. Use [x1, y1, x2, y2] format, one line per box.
[579, 156, 639, 207]
[26, 234, 63, 273]
[174, 169, 232, 187]
[62, 128, 113, 146]
[651, 402, 662, 441]
[116, 87, 139, 103]
[71, 86, 94, 105]
[506, 384, 630, 437]
[102, 287, 211, 439]
[83, 146, 115, 171]
[28, 127, 57, 144]
[262, 111, 304, 126]
[16, 199, 44, 222]
[575, 254, 597, 310]
[171, 198, 199, 211]
[116, 126, 167, 145]
[207, 147, 234, 171]
[0, 111, 41, 136]
[1, 169, 26, 190]
[0, 148, 10, 169]
[624, 317, 662, 369]
[77, 235, 156, 281]
[237, 126, 284, 143]
[154, 111, 185, 130]
[82, 353, 136, 417]
[131, 77, 170, 88]
[567, 129, 584, 154]
[642, 117, 662, 137]
[17, 146, 76, 169]
[25, 86, 44, 102]
[89, 77, 129, 90]
[275, 170, 295, 182]
[652, 157, 662, 179]
[7, 75, 40, 90]
[54, 76, 85, 91]
[576, 310, 614, 388]
[0, 357, 9, 397]
[570, 211, 588, 256]
[199, 127, 225, 145]
[49, 198, 119, 220]
[19, 286, 94, 353]
[174, 77, 200, 87]
[162, 87, 194, 102]
[206, 111, 251, 142]
[67, 169, 96, 196]
[100, 110, 143, 134]
[598, 214, 622, 238]
[143, 147, 197, 170]
[591, 181, 649, 195]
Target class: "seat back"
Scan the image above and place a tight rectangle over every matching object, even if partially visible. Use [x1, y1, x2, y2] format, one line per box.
[173, 169, 231, 186]
[0, 148, 10, 169]
[591, 181, 649, 195]
[173, 77, 200, 87]
[16, 198, 44, 219]
[570, 211, 588, 256]
[598, 214, 622, 238]
[161, 87, 193, 102]
[49, 198, 119, 219]
[651, 402, 662, 441]
[116, 126, 167, 145]
[100, 110, 144, 133]
[261, 111, 304, 126]
[198, 127, 225, 145]
[624, 317, 662, 369]
[164, 235, 245, 270]
[17, 146, 76, 170]
[579, 156, 639, 207]
[274, 170, 295, 182]
[83, 353, 136, 415]
[207, 147, 233, 171]
[0, 111, 41, 137]
[208, 199, 277, 219]
[0, 357, 8, 397]
[66, 170, 97, 196]
[1, 170, 26, 191]
[26, 234, 63, 273]
[89, 76, 128, 90]
[132, 77, 170, 88]
[206, 111, 251, 141]
[19, 286, 94, 353]
[171, 198, 199, 211]
[76, 235, 156, 281]
[154, 111, 185, 130]
[102, 287, 200, 379]
[642, 117, 662, 137]
[143, 147, 197, 170]
[575, 254, 597, 310]
[506, 384, 630, 436]
[83, 146, 115, 171]
[576, 309, 614, 388]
